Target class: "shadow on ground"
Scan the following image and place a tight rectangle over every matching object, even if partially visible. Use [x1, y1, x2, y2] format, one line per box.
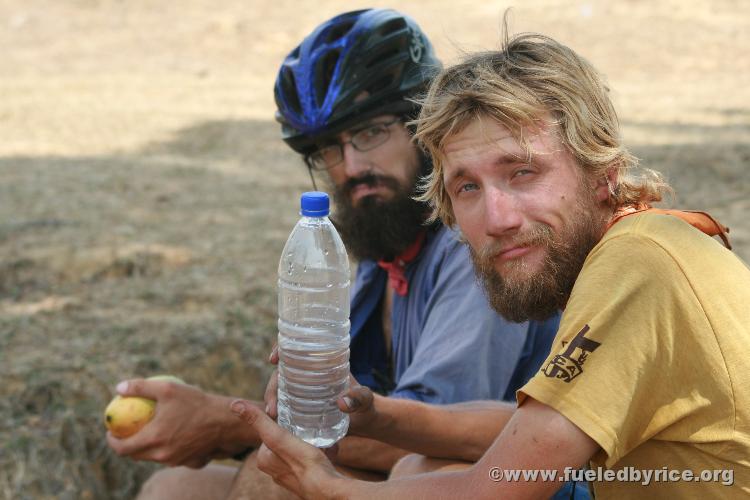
[0, 117, 748, 499]
[0, 118, 309, 500]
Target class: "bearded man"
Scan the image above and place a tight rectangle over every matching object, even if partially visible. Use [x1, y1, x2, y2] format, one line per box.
[233, 28, 750, 499]
[106, 10, 563, 500]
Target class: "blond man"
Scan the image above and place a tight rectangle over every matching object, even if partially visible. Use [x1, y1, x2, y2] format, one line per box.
[230, 31, 750, 498]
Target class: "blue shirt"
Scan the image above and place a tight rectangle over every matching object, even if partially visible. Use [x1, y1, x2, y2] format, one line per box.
[349, 224, 560, 403]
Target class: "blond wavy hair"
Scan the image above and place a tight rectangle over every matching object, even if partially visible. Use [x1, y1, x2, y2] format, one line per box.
[414, 32, 671, 226]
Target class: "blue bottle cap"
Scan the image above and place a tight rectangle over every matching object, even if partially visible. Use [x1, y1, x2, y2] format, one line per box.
[300, 191, 330, 217]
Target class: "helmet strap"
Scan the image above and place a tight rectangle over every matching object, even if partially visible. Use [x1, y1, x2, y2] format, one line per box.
[307, 165, 319, 191]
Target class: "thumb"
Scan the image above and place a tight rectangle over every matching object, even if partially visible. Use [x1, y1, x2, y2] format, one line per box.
[337, 384, 374, 414]
[115, 378, 163, 400]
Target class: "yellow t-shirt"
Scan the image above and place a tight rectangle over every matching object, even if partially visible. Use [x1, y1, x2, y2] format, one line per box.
[518, 212, 750, 498]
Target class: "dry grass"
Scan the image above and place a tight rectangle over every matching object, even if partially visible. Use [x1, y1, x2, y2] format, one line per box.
[1, 0, 748, 498]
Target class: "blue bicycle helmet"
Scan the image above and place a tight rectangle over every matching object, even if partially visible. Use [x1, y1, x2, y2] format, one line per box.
[274, 9, 441, 154]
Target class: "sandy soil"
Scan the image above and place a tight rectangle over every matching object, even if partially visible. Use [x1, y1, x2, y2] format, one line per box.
[0, 0, 748, 498]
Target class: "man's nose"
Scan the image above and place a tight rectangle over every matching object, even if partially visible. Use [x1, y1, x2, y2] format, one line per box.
[341, 142, 372, 178]
[484, 186, 523, 237]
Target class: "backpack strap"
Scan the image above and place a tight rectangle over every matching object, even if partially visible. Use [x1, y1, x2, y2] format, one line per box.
[607, 204, 732, 250]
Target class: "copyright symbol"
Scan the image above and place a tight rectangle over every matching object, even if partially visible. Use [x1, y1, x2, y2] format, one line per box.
[489, 467, 503, 482]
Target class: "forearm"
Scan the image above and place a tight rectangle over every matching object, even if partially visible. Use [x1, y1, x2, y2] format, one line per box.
[342, 399, 599, 500]
[332, 436, 409, 473]
[359, 396, 515, 462]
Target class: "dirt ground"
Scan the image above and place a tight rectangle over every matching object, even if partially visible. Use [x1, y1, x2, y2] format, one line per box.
[0, 0, 748, 498]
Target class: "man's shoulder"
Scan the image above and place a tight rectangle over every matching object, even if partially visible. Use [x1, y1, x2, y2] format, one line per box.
[595, 211, 738, 268]
[602, 211, 718, 246]
[577, 211, 750, 311]
[414, 224, 475, 279]
[602, 211, 689, 243]
[422, 224, 465, 258]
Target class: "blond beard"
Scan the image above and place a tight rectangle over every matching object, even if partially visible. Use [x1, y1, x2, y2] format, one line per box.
[470, 186, 608, 322]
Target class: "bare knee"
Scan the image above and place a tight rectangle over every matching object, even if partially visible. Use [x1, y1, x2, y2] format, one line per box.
[390, 454, 472, 479]
[137, 464, 237, 500]
[138, 467, 183, 500]
[390, 454, 432, 478]
[227, 450, 298, 500]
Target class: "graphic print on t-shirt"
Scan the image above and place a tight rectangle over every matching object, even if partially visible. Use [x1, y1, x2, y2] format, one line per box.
[542, 324, 601, 382]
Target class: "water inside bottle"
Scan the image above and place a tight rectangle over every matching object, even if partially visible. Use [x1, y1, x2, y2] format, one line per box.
[276, 231, 351, 448]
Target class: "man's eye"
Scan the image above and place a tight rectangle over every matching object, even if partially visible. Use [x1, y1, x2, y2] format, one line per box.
[362, 126, 385, 138]
[457, 183, 479, 194]
[512, 168, 533, 178]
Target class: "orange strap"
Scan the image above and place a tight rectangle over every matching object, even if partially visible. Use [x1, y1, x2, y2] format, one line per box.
[606, 204, 732, 249]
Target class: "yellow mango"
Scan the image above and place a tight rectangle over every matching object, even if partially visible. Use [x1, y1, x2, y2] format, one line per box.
[104, 395, 156, 438]
[104, 374, 185, 438]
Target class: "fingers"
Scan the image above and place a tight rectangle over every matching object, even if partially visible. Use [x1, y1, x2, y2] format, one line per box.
[107, 382, 194, 459]
[256, 443, 279, 471]
[107, 386, 228, 467]
[106, 423, 166, 458]
[337, 384, 374, 415]
[108, 420, 211, 466]
[106, 431, 125, 453]
[230, 400, 318, 462]
[183, 457, 211, 469]
[231, 400, 286, 451]
[234, 402, 341, 499]
[268, 343, 279, 365]
[106, 429, 153, 458]
[323, 443, 339, 462]
[263, 369, 279, 419]
[256, 444, 304, 496]
[116, 378, 175, 400]
[265, 344, 279, 419]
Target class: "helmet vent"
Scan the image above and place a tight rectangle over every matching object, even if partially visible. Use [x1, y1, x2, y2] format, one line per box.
[274, 9, 442, 154]
[377, 18, 406, 36]
[325, 22, 355, 43]
[366, 68, 398, 95]
[366, 47, 399, 69]
[315, 49, 341, 107]
[281, 69, 302, 115]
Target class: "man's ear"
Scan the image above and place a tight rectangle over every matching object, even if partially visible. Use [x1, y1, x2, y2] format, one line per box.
[594, 168, 618, 203]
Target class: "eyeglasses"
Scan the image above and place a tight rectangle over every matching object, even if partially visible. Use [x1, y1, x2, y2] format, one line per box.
[305, 117, 401, 171]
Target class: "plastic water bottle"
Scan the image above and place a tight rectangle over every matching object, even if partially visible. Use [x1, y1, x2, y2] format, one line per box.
[276, 192, 350, 447]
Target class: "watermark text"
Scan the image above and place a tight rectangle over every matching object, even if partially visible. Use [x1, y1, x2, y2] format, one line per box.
[487, 466, 734, 486]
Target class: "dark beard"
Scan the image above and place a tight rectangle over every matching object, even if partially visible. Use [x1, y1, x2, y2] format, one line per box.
[331, 173, 428, 261]
[469, 195, 606, 323]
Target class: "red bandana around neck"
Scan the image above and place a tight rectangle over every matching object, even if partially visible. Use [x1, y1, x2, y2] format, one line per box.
[377, 231, 427, 296]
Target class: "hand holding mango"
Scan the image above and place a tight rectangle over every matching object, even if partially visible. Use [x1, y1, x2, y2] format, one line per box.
[105, 374, 185, 438]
